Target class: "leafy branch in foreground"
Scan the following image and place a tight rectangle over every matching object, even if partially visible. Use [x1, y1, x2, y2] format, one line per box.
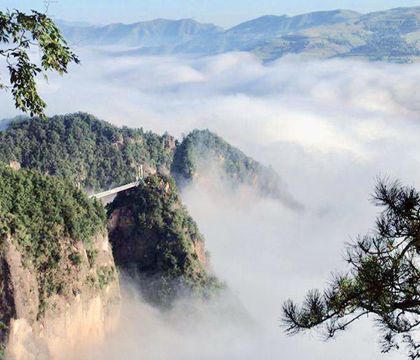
[282, 179, 420, 359]
[0, 9, 79, 117]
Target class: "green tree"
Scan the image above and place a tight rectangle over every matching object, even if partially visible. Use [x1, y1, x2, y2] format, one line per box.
[107, 174, 222, 307]
[282, 179, 420, 359]
[0, 9, 78, 117]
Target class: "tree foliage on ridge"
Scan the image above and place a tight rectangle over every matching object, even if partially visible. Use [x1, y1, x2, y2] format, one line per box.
[0, 113, 174, 191]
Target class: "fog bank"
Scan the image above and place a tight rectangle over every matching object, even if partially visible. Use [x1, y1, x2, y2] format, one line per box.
[2, 51, 420, 359]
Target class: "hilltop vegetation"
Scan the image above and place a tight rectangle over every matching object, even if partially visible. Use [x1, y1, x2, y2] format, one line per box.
[172, 129, 302, 209]
[0, 164, 108, 317]
[0, 113, 293, 206]
[0, 113, 174, 191]
[60, 7, 420, 63]
[108, 174, 222, 307]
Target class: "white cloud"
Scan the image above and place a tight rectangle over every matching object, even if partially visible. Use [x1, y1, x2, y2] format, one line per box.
[2, 50, 420, 359]
[14, 50, 419, 162]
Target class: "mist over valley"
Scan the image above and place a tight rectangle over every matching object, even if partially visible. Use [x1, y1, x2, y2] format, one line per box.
[0, 3, 420, 359]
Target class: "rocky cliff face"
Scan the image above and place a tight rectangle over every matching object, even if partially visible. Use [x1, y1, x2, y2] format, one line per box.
[3, 233, 119, 360]
[0, 163, 223, 358]
[0, 165, 119, 359]
[107, 174, 221, 307]
[0, 119, 245, 358]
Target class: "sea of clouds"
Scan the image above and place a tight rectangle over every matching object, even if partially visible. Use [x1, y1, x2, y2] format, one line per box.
[3, 50, 420, 359]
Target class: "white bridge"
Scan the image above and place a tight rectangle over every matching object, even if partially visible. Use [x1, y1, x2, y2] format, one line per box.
[89, 165, 144, 199]
[89, 181, 140, 199]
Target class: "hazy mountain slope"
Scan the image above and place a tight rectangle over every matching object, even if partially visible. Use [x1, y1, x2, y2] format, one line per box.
[343, 7, 420, 61]
[171, 129, 303, 210]
[0, 116, 28, 132]
[0, 119, 10, 132]
[178, 7, 420, 61]
[61, 7, 420, 62]
[226, 10, 360, 37]
[60, 18, 222, 47]
[358, 6, 420, 33]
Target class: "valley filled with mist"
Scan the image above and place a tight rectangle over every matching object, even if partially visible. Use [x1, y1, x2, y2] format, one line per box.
[5, 50, 420, 360]
[1, 4, 420, 360]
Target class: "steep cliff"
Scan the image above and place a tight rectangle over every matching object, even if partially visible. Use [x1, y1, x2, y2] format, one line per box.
[0, 164, 119, 359]
[107, 174, 222, 307]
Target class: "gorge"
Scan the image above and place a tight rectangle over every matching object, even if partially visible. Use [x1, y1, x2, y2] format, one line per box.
[0, 112, 290, 358]
[1, 4, 420, 357]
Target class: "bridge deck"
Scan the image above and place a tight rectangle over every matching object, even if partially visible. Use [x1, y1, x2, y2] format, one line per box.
[89, 181, 140, 199]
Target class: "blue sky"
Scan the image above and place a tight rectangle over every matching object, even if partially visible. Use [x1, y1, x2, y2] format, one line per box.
[2, 0, 420, 27]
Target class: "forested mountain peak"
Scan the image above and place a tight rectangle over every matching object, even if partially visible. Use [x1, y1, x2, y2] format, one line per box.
[0, 113, 295, 208]
[172, 129, 303, 210]
[0, 113, 174, 191]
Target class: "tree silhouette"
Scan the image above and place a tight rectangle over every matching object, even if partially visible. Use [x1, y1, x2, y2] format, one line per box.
[283, 179, 420, 359]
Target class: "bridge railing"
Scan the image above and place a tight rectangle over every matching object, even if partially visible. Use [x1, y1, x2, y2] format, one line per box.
[89, 181, 140, 199]
[89, 164, 145, 199]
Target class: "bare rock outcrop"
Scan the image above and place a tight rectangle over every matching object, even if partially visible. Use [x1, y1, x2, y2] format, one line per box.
[2, 232, 119, 360]
[0, 164, 120, 360]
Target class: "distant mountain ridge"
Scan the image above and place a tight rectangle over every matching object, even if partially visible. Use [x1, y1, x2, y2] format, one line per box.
[59, 6, 420, 62]
[59, 18, 222, 48]
[226, 10, 361, 36]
